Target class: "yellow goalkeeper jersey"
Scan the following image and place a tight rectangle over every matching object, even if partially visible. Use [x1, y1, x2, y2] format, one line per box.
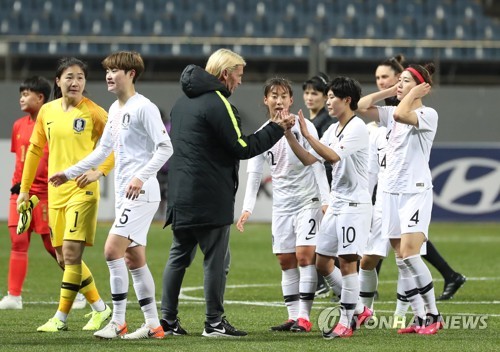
[21, 97, 114, 208]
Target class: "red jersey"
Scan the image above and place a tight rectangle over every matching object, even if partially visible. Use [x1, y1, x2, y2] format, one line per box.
[11, 115, 49, 197]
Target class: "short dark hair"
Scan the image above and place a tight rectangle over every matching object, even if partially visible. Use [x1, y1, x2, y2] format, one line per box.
[326, 76, 362, 110]
[19, 76, 51, 103]
[302, 72, 330, 94]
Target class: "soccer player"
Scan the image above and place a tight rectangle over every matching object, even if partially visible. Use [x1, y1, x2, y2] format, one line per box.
[357, 63, 442, 335]
[18, 57, 113, 332]
[302, 73, 342, 300]
[0, 76, 55, 310]
[236, 77, 330, 332]
[285, 77, 371, 339]
[373, 56, 465, 302]
[50, 51, 173, 339]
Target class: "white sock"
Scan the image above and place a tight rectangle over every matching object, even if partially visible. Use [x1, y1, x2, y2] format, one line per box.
[130, 264, 160, 327]
[108, 258, 129, 325]
[324, 268, 343, 298]
[359, 268, 378, 310]
[282, 268, 300, 321]
[396, 257, 426, 320]
[298, 265, 317, 320]
[90, 298, 106, 312]
[394, 272, 410, 317]
[404, 255, 439, 315]
[339, 273, 359, 327]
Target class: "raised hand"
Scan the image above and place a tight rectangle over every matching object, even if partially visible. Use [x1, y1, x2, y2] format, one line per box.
[411, 82, 431, 99]
[297, 110, 310, 138]
[272, 109, 295, 131]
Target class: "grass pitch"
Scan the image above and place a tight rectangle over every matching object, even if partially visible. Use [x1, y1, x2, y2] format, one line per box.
[0, 221, 499, 351]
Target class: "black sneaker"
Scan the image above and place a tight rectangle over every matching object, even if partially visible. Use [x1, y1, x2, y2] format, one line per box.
[202, 317, 247, 337]
[270, 319, 295, 331]
[437, 273, 466, 300]
[160, 318, 188, 335]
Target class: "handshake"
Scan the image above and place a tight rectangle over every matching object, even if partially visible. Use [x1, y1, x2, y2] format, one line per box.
[270, 110, 295, 131]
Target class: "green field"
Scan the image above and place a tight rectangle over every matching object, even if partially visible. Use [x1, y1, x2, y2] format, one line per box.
[0, 221, 499, 351]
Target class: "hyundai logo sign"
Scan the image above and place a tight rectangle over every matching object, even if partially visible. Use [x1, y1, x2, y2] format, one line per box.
[430, 146, 500, 221]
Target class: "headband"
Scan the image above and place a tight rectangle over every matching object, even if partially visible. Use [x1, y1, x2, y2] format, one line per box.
[317, 76, 328, 85]
[405, 67, 425, 84]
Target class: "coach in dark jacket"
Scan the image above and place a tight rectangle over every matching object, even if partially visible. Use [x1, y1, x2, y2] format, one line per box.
[161, 49, 294, 337]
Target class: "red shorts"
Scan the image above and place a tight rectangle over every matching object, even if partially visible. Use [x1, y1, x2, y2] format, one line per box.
[8, 194, 50, 234]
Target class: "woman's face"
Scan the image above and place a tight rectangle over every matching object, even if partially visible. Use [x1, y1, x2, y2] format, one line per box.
[396, 71, 417, 100]
[375, 65, 400, 91]
[264, 85, 293, 118]
[56, 65, 86, 100]
[303, 87, 326, 112]
[326, 89, 348, 118]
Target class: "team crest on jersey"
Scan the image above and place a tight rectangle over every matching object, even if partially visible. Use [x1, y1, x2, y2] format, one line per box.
[73, 118, 86, 132]
[122, 113, 131, 129]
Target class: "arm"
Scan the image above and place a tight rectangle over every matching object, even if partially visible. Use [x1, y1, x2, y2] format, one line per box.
[18, 143, 43, 206]
[296, 110, 340, 164]
[236, 170, 263, 232]
[49, 123, 114, 187]
[356, 86, 397, 121]
[393, 83, 431, 126]
[209, 92, 294, 160]
[311, 161, 330, 209]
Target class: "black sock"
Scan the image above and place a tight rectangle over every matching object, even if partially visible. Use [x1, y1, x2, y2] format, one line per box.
[422, 241, 455, 281]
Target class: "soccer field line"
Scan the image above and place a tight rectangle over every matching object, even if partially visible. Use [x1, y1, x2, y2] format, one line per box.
[19, 276, 500, 317]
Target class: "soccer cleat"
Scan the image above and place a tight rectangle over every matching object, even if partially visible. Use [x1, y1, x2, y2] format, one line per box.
[437, 273, 466, 300]
[37, 317, 68, 332]
[397, 316, 425, 334]
[270, 319, 295, 331]
[122, 323, 164, 339]
[71, 293, 87, 310]
[290, 318, 312, 332]
[0, 294, 22, 310]
[351, 306, 373, 330]
[418, 314, 443, 335]
[17, 195, 39, 235]
[202, 316, 247, 337]
[160, 318, 188, 335]
[94, 321, 128, 339]
[323, 323, 353, 339]
[82, 305, 112, 331]
[315, 282, 330, 298]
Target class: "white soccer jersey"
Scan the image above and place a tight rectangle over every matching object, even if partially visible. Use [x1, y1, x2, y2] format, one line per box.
[319, 116, 371, 211]
[377, 105, 438, 194]
[368, 125, 388, 202]
[243, 116, 329, 216]
[65, 93, 171, 208]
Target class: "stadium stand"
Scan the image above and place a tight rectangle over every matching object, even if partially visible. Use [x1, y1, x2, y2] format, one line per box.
[0, 0, 499, 82]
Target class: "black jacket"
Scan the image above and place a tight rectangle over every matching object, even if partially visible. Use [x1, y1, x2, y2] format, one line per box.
[165, 65, 285, 230]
